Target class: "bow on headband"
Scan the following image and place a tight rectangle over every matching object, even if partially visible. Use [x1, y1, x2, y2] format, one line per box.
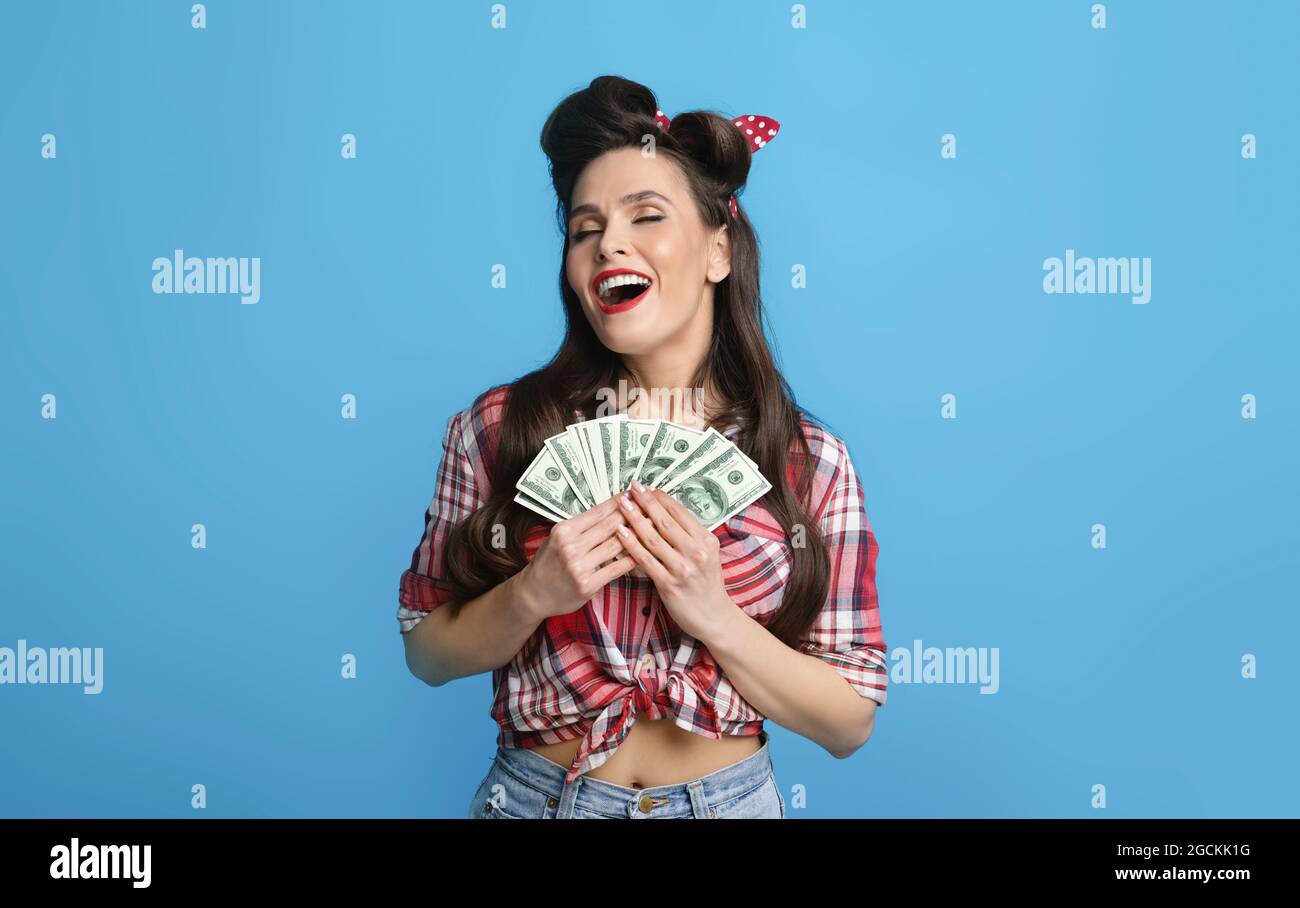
[652, 109, 781, 219]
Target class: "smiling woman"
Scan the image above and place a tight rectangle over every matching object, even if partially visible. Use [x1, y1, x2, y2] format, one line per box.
[398, 75, 887, 820]
[562, 146, 733, 357]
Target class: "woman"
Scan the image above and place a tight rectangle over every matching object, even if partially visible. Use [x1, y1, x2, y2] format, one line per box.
[397, 76, 888, 819]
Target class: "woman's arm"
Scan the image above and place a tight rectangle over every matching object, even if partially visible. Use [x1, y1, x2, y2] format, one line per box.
[705, 608, 878, 758]
[402, 571, 544, 688]
[403, 493, 635, 687]
[614, 480, 884, 759]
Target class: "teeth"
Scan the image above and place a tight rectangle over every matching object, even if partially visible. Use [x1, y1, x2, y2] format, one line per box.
[597, 274, 652, 297]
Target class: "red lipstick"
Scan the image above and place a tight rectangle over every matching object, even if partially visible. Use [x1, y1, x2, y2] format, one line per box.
[592, 268, 653, 315]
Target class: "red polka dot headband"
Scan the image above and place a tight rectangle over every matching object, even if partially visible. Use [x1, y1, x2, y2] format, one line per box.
[652, 109, 781, 220]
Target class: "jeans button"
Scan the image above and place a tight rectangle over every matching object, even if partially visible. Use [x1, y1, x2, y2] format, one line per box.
[638, 795, 655, 813]
[547, 797, 559, 808]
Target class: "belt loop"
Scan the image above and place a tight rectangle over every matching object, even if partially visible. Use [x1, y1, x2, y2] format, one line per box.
[686, 778, 712, 819]
[555, 775, 581, 819]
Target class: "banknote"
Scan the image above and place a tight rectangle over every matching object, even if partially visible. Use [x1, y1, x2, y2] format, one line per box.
[618, 418, 659, 492]
[515, 416, 770, 534]
[656, 444, 772, 532]
[543, 429, 596, 510]
[588, 415, 622, 500]
[631, 421, 705, 490]
[513, 490, 569, 523]
[515, 446, 585, 519]
[572, 422, 608, 502]
[653, 426, 731, 491]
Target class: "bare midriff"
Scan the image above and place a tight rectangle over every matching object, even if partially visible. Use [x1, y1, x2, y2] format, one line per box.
[522, 706, 763, 789]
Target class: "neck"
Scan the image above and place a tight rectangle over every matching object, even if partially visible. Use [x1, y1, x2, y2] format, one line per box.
[616, 335, 722, 426]
[615, 302, 723, 427]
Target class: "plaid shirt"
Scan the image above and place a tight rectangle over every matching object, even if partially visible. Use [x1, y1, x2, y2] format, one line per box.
[398, 384, 887, 785]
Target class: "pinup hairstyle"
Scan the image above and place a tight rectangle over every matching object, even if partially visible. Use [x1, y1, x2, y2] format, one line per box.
[443, 74, 834, 662]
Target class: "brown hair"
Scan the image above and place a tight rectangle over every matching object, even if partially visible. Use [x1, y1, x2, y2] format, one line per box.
[443, 75, 833, 662]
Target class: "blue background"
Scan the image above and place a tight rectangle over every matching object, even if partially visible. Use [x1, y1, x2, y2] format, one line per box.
[2, 0, 1296, 818]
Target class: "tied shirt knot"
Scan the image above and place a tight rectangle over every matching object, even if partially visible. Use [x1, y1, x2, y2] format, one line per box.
[632, 662, 672, 714]
[562, 657, 723, 786]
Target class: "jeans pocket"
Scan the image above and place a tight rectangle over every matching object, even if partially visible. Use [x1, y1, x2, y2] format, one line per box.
[468, 765, 495, 819]
[469, 758, 551, 819]
[709, 772, 783, 819]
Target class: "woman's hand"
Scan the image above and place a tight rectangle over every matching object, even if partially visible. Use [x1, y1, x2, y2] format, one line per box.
[514, 494, 637, 620]
[614, 481, 733, 643]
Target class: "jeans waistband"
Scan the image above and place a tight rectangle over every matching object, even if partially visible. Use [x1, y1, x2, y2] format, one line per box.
[494, 730, 774, 819]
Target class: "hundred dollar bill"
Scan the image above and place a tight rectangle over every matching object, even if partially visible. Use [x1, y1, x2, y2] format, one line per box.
[617, 418, 658, 493]
[632, 421, 705, 490]
[515, 446, 584, 518]
[712, 423, 763, 480]
[513, 491, 568, 523]
[659, 445, 772, 532]
[590, 416, 622, 499]
[577, 417, 616, 502]
[654, 426, 732, 492]
[588, 421, 613, 502]
[542, 429, 596, 510]
[566, 423, 605, 503]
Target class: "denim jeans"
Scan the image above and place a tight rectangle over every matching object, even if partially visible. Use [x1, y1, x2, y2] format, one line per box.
[468, 729, 785, 819]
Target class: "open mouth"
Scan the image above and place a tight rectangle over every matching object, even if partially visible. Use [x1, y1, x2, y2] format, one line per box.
[594, 273, 653, 313]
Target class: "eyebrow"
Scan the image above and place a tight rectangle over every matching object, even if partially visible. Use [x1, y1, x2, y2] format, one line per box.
[568, 190, 675, 223]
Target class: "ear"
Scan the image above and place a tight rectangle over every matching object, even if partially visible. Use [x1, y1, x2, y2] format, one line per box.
[707, 223, 732, 284]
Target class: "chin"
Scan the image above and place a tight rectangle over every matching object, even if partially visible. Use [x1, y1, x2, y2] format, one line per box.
[596, 332, 662, 356]
[587, 313, 667, 354]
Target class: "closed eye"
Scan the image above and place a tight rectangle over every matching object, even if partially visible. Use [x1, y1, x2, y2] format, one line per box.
[571, 215, 664, 242]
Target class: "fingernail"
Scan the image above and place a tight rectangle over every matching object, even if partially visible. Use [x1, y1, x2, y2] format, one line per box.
[631, 480, 644, 492]
[620, 494, 632, 509]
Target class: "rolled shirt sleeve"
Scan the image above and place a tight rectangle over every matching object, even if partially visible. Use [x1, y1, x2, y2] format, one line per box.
[797, 434, 888, 705]
[397, 409, 484, 634]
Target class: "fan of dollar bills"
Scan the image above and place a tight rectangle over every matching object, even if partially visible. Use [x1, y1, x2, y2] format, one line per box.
[513, 415, 771, 533]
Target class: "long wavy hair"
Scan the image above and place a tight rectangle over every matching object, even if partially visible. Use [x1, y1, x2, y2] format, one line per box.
[443, 75, 833, 663]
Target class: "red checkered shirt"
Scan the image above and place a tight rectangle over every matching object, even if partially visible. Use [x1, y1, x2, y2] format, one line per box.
[398, 384, 887, 785]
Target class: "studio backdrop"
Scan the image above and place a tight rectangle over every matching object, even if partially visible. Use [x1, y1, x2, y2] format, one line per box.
[2, 0, 1296, 818]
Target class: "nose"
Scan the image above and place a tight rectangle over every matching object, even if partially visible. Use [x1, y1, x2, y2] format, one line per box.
[597, 222, 629, 260]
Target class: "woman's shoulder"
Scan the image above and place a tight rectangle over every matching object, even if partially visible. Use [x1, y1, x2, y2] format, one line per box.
[793, 409, 858, 516]
[794, 410, 850, 471]
[453, 382, 512, 436]
[795, 412, 843, 455]
[441, 382, 516, 484]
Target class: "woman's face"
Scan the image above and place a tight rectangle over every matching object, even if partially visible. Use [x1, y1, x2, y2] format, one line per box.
[566, 147, 731, 356]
